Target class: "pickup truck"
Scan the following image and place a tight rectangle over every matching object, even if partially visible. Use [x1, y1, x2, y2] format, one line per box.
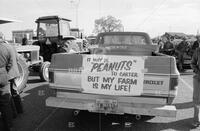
[46, 32, 179, 118]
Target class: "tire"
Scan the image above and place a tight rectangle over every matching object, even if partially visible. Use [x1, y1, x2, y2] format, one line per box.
[39, 61, 50, 82]
[15, 55, 29, 93]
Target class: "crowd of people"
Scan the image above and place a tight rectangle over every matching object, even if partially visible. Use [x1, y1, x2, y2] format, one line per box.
[157, 34, 200, 128]
[0, 35, 23, 131]
[158, 34, 200, 72]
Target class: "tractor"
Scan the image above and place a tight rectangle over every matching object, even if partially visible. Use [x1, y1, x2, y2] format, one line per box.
[1, 16, 80, 93]
[32, 15, 80, 80]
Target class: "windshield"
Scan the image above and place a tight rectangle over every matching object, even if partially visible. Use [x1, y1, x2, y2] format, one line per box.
[38, 20, 58, 38]
[100, 35, 148, 45]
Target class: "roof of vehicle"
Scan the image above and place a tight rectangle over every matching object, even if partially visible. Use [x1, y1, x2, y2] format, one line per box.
[95, 32, 152, 44]
[97, 32, 150, 37]
[63, 36, 76, 40]
[70, 28, 80, 31]
[36, 15, 71, 22]
[0, 17, 22, 24]
[87, 35, 96, 39]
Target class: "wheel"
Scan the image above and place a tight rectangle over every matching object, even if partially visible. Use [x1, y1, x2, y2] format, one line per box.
[31, 56, 44, 72]
[15, 55, 29, 93]
[39, 61, 50, 81]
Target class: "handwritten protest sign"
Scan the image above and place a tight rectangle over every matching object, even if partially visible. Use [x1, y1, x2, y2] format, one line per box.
[81, 55, 145, 96]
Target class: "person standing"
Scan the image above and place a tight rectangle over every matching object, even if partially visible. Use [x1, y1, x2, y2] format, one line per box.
[22, 37, 28, 46]
[191, 46, 200, 127]
[158, 39, 164, 52]
[176, 37, 189, 72]
[191, 35, 200, 55]
[6, 42, 24, 114]
[162, 37, 175, 55]
[0, 39, 13, 131]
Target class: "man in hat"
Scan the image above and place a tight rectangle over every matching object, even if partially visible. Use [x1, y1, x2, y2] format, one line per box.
[176, 36, 189, 72]
[191, 43, 200, 127]
[162, 36, 175, 55]
[192, 35, 200, 55]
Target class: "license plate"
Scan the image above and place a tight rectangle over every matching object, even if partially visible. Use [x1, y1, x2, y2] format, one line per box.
[96, 99, 118, 112]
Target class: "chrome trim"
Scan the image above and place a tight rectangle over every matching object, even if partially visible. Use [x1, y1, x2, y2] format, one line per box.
[49, 68, 180, 76]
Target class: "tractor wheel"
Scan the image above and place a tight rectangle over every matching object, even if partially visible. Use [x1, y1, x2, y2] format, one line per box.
[39, 61, 50, 82]
[15, 55, 29, 93]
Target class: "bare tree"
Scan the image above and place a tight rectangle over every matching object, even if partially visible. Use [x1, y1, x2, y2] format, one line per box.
[93, 15, 124, 34]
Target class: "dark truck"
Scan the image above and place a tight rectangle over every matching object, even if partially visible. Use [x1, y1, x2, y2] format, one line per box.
[46, 32, 179, 118]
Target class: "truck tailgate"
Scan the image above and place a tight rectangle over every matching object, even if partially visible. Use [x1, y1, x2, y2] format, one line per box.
[49, 54, 179, 97]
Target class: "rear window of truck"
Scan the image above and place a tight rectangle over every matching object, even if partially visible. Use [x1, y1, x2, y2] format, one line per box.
[99, 35, 147, 45]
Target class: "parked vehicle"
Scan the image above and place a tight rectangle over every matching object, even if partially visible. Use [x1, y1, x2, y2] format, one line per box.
[0, 16, 69, 92]
[46, 32, 180, 119]
[32, 15, 80, 81]
[15, 45, 42, 92]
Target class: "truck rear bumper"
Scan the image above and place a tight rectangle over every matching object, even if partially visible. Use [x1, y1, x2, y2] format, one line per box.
[46, 92, 176, 117]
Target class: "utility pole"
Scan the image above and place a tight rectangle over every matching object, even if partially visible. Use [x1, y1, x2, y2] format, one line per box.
[99, 0, 101, 18]
[70, 0, 80, 28]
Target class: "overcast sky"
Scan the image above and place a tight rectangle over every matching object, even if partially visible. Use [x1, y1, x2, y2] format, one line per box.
[0, 0, 200, 39]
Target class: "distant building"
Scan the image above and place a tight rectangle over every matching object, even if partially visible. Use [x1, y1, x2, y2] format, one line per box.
[12, 29, 35, 43]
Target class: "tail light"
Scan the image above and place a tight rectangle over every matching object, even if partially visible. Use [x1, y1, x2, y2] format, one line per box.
[49, 71, 54, 83]
[169, 77, 179, 90]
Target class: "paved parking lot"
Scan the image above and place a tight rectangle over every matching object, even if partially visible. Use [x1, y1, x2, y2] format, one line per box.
[0, 70, 198, 131]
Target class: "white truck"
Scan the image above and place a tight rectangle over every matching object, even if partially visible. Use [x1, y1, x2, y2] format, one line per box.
[46, 32, 179, 118]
